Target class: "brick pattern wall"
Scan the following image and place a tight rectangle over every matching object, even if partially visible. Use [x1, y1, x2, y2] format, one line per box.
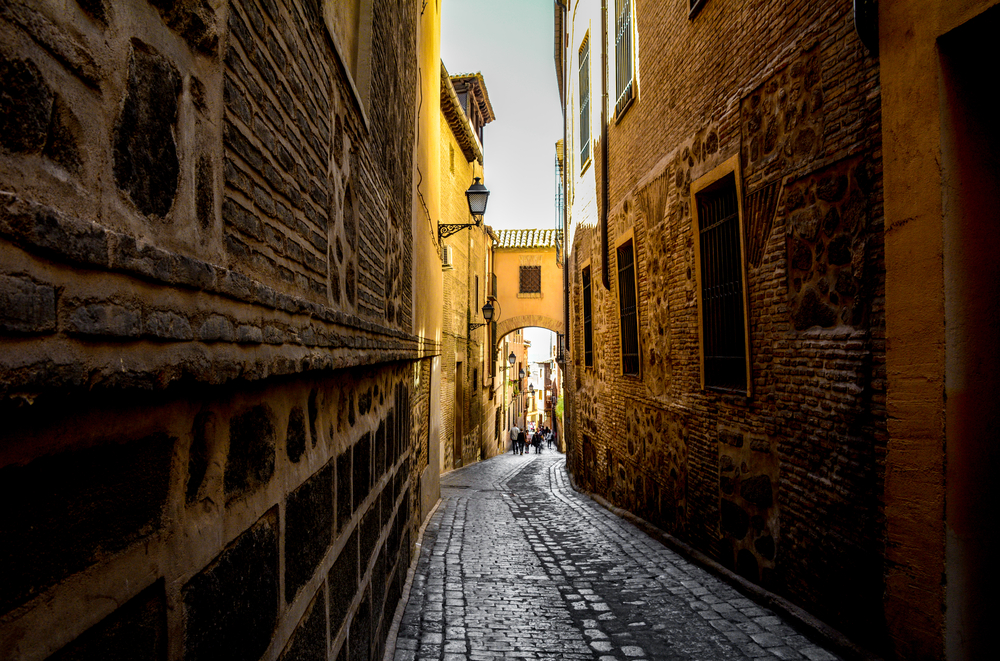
[564, 0, 886, 651]
[0, 1, 426, 659]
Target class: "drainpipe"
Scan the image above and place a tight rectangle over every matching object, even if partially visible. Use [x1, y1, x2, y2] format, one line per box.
[600, 0, 611, 290]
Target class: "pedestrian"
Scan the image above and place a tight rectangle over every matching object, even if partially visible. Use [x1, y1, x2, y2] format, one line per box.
[545, 428, 553, 449]
[517, 429, 526, 455]
[533, 430, 542, 454]
[509, 424, 520, 454]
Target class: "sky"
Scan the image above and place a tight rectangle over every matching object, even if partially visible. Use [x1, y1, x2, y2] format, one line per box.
[440, 0, 563, 232]
[441, 0, 564, 362]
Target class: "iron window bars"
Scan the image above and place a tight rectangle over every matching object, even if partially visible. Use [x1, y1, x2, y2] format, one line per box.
[617, 241, 640, 375]
[696, 176, 748, 393]
[582, 266, 594, 367]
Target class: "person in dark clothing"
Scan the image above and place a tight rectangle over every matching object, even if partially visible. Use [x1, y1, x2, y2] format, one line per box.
[516, 429, 526, 455]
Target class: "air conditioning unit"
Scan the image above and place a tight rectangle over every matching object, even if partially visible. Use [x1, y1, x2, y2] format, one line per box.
[441, 245, 454, 270]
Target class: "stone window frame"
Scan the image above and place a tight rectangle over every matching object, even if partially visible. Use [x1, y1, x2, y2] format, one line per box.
[612, 0, 639, 121]
[614, 228, 642, 378]
[517, 255, 543, 298]
[690, 154, 753, 397]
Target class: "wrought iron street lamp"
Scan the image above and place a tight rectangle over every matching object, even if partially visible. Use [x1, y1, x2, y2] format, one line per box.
[469, 299, 496, 332]
[439, 177, 491, 240]
[508, 352, 516, 367]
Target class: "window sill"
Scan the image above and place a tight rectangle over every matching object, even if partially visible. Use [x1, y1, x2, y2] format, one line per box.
[517, 292, 543, 299]
[581, 154, 592, 176]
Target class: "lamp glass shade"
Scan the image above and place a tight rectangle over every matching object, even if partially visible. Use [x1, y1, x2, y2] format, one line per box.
[481, 301, 494, 321]
[508, 352, 516, 366]
[465, 177, 490, 216]
[519, 368, 525, 379]
[528, 384, 535, 394]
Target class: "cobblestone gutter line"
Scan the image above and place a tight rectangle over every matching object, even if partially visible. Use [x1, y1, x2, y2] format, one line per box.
[382, 497, 444, 661]
[564, 470, 883, 661]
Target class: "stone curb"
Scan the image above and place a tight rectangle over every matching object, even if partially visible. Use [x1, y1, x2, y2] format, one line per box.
[565, 472, 884, 661]
[381, 497, 443, 661]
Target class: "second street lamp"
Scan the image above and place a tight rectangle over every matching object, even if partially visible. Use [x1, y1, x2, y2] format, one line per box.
[469, 300, 496, 333]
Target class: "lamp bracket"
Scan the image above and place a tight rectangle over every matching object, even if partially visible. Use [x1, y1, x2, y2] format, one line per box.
[438, 222, 480, 240]
[468, 322, 489, 332]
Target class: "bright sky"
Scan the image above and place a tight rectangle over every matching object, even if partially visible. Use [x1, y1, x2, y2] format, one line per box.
[441, 0, 562, 361]
[441, 0, 563, 232]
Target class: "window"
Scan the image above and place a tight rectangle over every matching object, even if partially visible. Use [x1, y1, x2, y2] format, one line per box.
[579, 34, 591, 166]
[692, 164, 749, 393]
[582, 266, 594, 367]
[614, 0, 635, 116]
[617, 241, 639, 375]
[519, 265, 541, 294]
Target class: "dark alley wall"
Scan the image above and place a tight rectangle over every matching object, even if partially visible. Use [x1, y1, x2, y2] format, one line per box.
[0, 1, 429, 659]
[562, 0, 887, 654]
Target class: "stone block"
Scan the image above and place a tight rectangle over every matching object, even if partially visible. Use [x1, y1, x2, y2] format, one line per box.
[328, 529, 358, 640]
[279, 584, 326, 661]
[236, 324, 263, 344]
[375, 419, 386, 481]
[337, 448, 353, 532]
[197, 315, 234, 342]
[349, 589, 370, 661]
[740, 475, 774, 509]
[0, 196, 110, 268]
[285, 463, 333, 602]
[359, 504, 380, 575]
[145, 310, 193, 341]
[183, 511, 278, 661]
[0, 54, 53, 154]
[0, 273, 56, 334]
[67, 303, 141, 339]
[225, 404, 276, 501]
[720, 499, 750, 540]
[48, 580, 166, 661]
[112, 43, 180, 218]
[0, 433, 173, 613]
[353, 432, 371, 511]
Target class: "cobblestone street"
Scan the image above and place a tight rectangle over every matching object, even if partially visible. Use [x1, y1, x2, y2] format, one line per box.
[391, 453, 841, 661]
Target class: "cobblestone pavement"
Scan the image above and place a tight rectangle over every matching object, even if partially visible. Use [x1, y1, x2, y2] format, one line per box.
[391, 452, 842, 661]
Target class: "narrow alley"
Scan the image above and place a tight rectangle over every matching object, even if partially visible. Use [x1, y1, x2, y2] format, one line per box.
[390, 453, 840, 661]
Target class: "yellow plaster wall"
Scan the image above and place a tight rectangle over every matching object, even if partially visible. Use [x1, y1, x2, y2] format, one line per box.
[880, 1, 1000, 658]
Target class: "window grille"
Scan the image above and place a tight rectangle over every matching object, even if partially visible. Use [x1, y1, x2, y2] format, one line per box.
[696, 175, 748, 392]
[519, 265, 541, 293]
[579, 35, 591, 165]
[582, 266, 594, 367]
[614, 0, 634, 116]
[617, 241, 639, 375]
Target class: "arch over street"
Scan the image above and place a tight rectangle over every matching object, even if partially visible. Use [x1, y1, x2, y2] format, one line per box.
[491, 229, 563, 343]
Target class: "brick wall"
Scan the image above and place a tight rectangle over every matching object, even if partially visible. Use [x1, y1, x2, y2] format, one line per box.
[0, 1, 429, 659]
[563, 0, 887, 652]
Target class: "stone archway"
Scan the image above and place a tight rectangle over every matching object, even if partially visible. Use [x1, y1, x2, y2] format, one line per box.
[495, 314, 564, 340]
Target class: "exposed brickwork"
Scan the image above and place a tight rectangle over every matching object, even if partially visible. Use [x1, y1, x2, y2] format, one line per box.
[0, 3, 427, 661]
[562, 0, 886, 652]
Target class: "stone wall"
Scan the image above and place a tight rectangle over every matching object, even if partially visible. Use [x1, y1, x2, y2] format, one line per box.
[0, 1, 430, 659]
[563, 0, 887, 653]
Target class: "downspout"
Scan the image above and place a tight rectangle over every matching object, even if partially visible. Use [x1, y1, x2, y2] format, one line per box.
[600, 0, 611, 290]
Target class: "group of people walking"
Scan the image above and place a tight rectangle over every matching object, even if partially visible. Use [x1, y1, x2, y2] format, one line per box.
[509, 424, 554, 455]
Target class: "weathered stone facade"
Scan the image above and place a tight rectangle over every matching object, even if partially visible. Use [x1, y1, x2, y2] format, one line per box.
[1, 1, 436, 659]
[559, 0, 887, 654]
